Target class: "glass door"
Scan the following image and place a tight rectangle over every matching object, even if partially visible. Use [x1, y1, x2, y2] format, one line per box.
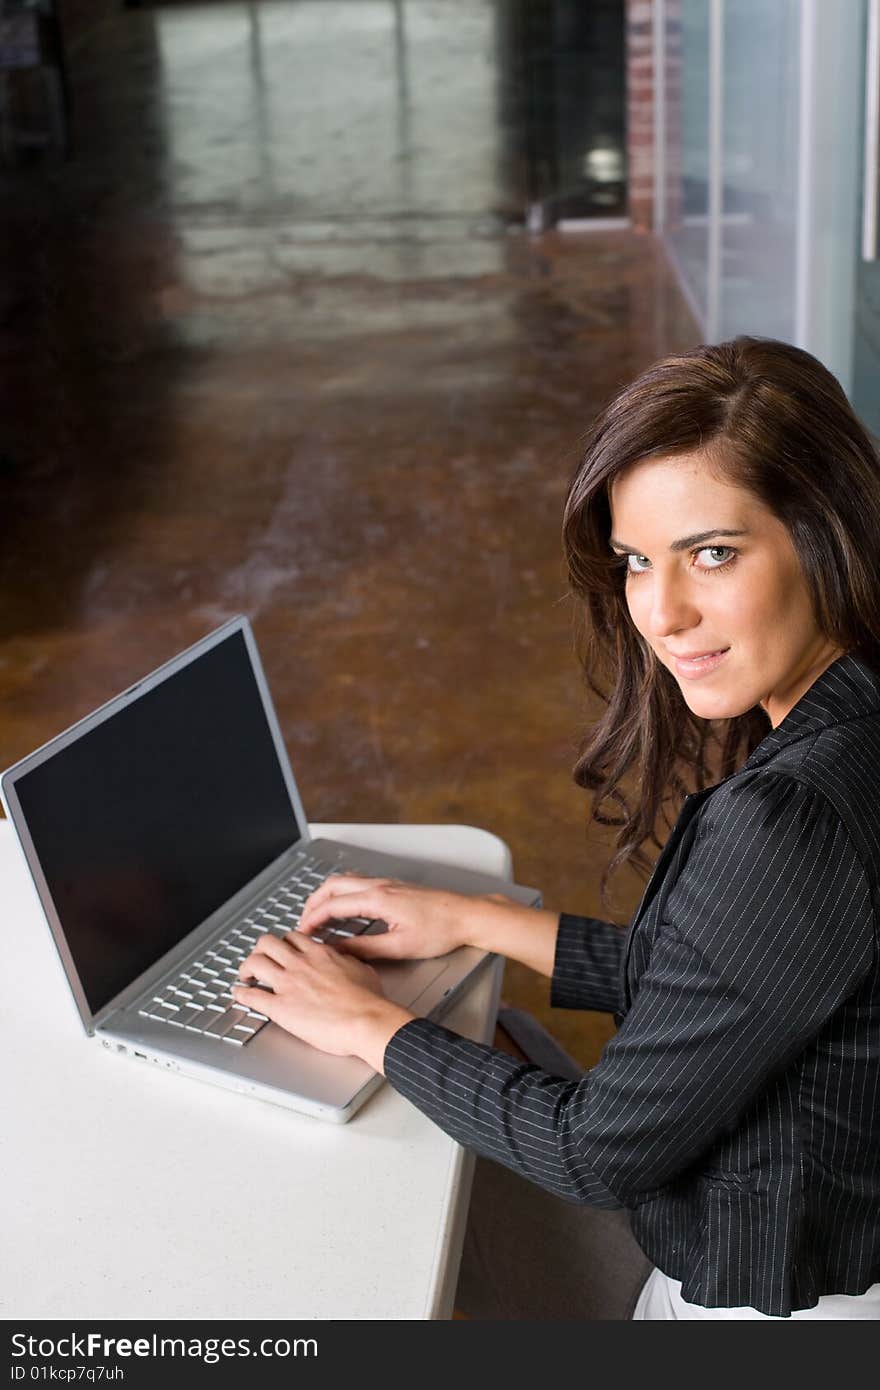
[512, 0, 627, 228]
[854, 0, 880, 437]
[657, 0, 877, 432]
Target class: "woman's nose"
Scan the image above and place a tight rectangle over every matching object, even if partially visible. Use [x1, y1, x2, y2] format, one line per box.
[646, 574, 700, 638]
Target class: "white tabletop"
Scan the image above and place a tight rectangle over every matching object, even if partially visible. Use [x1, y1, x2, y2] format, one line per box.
[0, 820, 510, 1321]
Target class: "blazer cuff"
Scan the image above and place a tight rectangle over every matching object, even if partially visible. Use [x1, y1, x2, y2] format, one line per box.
[550, 912, 626, 1014]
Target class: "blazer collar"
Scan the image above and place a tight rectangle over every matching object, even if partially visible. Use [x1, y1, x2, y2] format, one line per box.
[741, 650, 880, 773]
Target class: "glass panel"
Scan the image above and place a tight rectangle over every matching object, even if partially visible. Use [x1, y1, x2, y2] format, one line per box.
[853, 262, 880, 438]
[719, 0, 801, 340]
[661, 0, 710, 326]
[853, 1, 880, 437]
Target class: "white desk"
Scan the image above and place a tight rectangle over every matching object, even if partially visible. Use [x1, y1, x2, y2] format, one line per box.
[0, 821, 510, 1321]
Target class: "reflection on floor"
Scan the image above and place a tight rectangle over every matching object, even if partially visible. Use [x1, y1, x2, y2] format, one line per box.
[0, 0, 698, 1072]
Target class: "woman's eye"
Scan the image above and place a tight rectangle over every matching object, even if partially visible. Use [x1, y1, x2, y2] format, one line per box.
[697, 545, 735, 568]
[625, 554, 651, 573]
[620, 545, 737, 577]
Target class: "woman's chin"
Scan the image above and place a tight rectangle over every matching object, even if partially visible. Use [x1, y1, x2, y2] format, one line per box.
[677, 681, 754, 722]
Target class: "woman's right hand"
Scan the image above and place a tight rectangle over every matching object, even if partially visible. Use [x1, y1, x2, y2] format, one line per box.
[297, 874, 493, 962]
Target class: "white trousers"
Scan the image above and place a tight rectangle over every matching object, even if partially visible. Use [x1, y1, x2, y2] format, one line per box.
[633, 1269, 880, 1320]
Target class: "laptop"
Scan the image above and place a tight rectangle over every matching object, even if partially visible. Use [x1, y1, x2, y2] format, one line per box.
[0, 616, 542, 1123]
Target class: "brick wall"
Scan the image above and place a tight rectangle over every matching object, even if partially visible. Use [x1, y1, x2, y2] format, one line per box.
[626, 0, 655, 230]
[626, 0, 684, 232]
[661, 0, 683, 230]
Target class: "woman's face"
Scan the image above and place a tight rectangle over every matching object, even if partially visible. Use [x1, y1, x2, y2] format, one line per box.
[608, 451, 846, 728]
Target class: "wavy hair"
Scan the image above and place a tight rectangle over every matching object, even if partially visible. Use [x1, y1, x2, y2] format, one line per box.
[562, 336, 880, 914]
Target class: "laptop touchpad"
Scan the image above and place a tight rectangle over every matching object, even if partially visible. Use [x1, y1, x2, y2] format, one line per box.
[374, 958, 448, 1006]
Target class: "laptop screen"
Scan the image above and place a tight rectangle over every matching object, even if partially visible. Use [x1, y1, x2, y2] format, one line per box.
[13, 630, 302, 1016]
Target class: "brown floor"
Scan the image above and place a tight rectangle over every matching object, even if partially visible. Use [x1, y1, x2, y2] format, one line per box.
[0, 1, 699, 1072]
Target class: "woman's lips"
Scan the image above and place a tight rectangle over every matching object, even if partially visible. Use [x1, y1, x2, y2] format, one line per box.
[673, 648, 730, 679]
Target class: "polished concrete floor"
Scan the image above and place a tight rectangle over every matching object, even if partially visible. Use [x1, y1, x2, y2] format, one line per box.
[0, 0, 698, 1070]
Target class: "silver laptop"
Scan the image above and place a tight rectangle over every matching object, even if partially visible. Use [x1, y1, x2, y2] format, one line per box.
[0, 617, 541, 1123]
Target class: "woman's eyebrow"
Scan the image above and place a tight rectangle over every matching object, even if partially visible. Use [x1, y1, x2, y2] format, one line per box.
[608, 528, 750, 554]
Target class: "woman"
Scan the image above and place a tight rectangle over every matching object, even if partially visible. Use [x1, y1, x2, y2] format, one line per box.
[232, 337, 880, 1319]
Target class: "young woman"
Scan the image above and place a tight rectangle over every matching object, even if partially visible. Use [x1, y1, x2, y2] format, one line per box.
[233, 337, 880, 1319]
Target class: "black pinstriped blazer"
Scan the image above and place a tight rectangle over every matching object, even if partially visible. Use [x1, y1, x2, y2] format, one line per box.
[383, 651, 880, 1316]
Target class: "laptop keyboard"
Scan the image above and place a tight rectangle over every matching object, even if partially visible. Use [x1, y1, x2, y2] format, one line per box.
[137, 855, 376, 1046]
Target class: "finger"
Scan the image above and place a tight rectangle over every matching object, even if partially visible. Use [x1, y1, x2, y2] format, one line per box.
[283, 928, 327, 951]
[237, 950, 288, 988]
[333, 932, 403, 961]
[247, 931, 300, 965]
[231, 982, 282, 1020]
[283, 926, 325, 946]
[300, 874, 384, 920]
[298, 876, 389, 932]
[299, 890, 387, 934]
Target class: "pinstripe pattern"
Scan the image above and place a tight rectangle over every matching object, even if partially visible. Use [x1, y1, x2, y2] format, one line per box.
[550, 914, 625, 1014]
[383, 652, 880, 1316]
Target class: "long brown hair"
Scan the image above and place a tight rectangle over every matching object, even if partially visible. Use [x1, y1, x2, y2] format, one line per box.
[562, 336, 880, 914]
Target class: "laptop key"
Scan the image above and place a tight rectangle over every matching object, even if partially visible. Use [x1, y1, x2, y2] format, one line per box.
[174, 1006, 203, 1028]
[140, 1003, 170, 1021]
[203, 1011, 235, 1037]
[320, 917, 374, 939]
[206, 1008, 250, 1037]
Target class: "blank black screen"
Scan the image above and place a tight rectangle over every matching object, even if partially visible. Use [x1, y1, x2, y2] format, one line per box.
[14, 631, 302, 1016]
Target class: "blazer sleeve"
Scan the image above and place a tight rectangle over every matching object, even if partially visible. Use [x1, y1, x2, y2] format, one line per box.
[550, 912, 626, 1014]
[382, 773, 875, 1207]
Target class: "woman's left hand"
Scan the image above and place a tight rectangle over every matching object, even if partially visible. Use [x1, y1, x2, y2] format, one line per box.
[232, 931, 414, 1068]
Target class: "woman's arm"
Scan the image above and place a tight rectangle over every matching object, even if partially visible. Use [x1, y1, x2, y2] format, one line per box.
[466, 897, 561, 977]
[299, 878, 562, 976]
[470, 899, 628, 1015]
[382, 774, 874, 1206]
[299, 880, 627, 1013]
